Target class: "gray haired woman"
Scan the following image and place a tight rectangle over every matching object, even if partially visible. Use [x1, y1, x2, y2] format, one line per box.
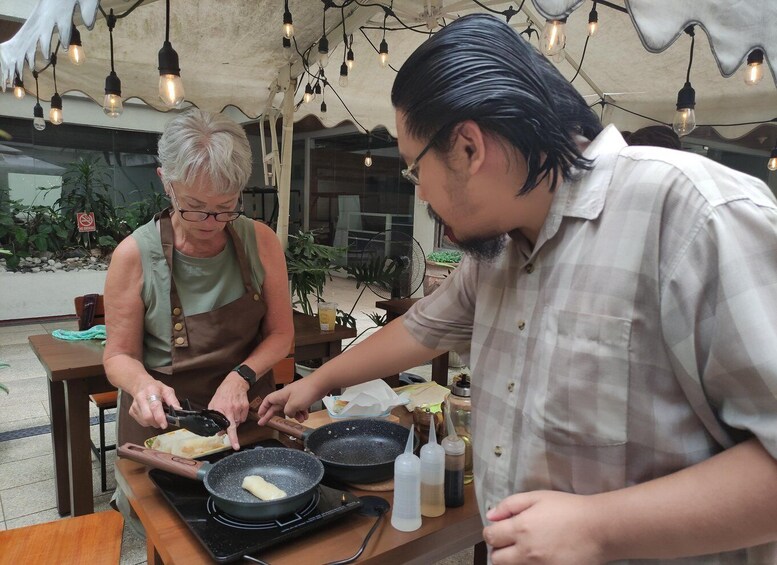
[104, 109, 293, 453]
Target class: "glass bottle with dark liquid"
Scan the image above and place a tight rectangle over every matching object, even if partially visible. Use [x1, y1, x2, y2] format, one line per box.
[448, 374, 473, 484]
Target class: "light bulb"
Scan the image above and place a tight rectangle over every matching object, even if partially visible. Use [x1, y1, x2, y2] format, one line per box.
[69, 44, 85, 66]
[364, 151, 372, 167]
[588, 8, 598, 37]
[320, 100, 327, 114]
[768, 148, 777, 171]
[672, 108, 696, 137]
[318, 36, 329, 68]
[379, 39, 389, 68]
[744, 50, 764, 86]
[49, 93, 63, 126]
[33, 102, 45, 131]
[13, 73, 25, 99]
[303, 83, 313, 104]
[339, 63, 348, 87]
[541, 20, 566, 57]
[283, 10, 294, 39]
[673, 81, 696, 137]
[346, 48, 355, 70]
[158, 41, 185, 108]
[49, 106, 63, 126]
[68, 26, 85, 65]
[103, 94, 123, 117]
[159, 74, 185, 108]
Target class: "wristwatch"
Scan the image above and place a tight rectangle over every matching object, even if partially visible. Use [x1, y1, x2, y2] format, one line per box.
[233, 364, 256, 386]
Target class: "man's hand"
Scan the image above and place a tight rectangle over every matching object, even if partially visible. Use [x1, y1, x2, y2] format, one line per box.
[257, 378, 327, 425]
[209, 372, 250, 450]
[483, 490, 605, 565]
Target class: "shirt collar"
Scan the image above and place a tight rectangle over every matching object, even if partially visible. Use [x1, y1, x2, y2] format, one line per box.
[549, 124, 627, 222]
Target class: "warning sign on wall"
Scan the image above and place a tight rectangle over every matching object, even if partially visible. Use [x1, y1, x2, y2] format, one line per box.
[76, 212, 96, 232]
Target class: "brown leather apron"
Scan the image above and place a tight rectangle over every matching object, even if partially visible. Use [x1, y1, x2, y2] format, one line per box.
[118, 209, 275, 445]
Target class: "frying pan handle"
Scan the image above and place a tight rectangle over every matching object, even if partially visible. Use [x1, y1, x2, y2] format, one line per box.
[117, 443, 207, 480]
[246, 396, 310, 441]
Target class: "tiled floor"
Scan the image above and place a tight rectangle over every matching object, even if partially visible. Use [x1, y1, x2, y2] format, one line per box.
[0, 277, 474, 564]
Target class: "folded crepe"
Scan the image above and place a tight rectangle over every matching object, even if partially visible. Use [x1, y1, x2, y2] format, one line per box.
[149, 428, 230, 458]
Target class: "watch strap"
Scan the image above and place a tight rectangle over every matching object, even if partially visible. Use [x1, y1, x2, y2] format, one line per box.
[233, 364, 256, 386]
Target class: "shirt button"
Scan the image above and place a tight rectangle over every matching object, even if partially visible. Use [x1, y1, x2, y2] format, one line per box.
[517, 320, 526, 330]
[525, 263, 535, 274]
[507, 382, 515, 392]
[175, 336, 184, 345]
[174, 322, 183, 331]
[494, 446, 502, 457]
[253, 293, 260, 301]
[173, 307, 182, 316]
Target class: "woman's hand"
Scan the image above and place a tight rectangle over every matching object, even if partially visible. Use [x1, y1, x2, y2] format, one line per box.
[129, 378, 180, 430]
[209, 373, 250, 450]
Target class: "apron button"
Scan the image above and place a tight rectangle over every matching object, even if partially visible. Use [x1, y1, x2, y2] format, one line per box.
[253, 293, 260, 301]
[175, 336, 185, 345]
[174, 322, 183, 331]
[173, 307, 182, 316]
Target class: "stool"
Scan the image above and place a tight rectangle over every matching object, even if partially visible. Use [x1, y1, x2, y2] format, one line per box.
[89, 390, 118, 492]
[0, 510, 124, 564]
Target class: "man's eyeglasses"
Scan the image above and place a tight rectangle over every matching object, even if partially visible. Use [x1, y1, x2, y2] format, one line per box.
[168, 183, 244, 222]
[400, 125, 453, 186]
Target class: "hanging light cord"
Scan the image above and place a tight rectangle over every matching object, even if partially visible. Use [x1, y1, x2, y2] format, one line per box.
[98, 0, 144, 20]
[107, 10, 116, 72]
[685, 25, 695, 83]
[51, 53, 58, 93]
[165, 0, 171, 43]
[32, 69, 40, 102]
[570, 35, 590, 83]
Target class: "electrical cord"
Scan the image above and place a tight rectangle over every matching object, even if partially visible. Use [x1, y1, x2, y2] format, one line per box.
[323, 508, 388, 565]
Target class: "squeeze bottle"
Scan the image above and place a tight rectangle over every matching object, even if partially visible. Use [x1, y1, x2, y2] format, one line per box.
[420, 413, 446, 517]
[442, 406, 465, 507]
[391, 424, 422, 531]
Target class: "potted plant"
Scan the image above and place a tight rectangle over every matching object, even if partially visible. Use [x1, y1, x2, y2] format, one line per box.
[424, 250, 461, 296]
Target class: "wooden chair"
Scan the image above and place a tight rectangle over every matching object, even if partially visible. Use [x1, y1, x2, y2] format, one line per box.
[74, 294, 117, 493]
[273, 343, 296, 386]
[0, 510, 123, 564]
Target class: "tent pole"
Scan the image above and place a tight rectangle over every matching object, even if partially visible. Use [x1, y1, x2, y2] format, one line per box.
[276, 77, 297, 249]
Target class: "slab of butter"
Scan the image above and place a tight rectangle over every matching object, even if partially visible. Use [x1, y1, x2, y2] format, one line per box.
[241, 475, 287, 501]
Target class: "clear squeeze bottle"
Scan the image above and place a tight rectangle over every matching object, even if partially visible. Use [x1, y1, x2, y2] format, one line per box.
[442, 407, 465, 508]
[448, 374, 473, 483]
[420, 413, 446, 517]
[391, 424, 422, 532]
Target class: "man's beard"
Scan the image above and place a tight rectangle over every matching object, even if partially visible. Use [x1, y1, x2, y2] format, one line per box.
[427, 205, 506, 262]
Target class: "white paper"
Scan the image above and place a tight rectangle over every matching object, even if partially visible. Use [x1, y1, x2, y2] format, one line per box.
[323, 380, 410, 418]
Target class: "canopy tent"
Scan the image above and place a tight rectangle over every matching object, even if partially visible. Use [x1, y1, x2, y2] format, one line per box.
[2, 1, 777, 245]
[2, 0, 776, 139]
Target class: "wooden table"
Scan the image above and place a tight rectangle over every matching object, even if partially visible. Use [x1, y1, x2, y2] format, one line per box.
[29, 314, 357, 517]
[375, 298, 450, 387]
[116, 421, 486, 565]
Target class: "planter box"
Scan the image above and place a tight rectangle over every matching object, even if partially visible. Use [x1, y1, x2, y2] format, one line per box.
[423, 260, 458, 296]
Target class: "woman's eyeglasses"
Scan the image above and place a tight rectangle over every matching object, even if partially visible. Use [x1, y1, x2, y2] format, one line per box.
[168, 183, 243, 222]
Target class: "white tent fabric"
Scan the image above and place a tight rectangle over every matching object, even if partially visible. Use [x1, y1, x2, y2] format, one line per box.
[1, 0, 776, 140]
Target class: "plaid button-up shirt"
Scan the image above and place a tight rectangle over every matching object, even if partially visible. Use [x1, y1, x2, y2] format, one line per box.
[404, 125, 777, 563]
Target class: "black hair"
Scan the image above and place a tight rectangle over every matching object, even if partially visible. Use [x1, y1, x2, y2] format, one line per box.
[391, 13, 603, 195]
[626, 125, 681, 150]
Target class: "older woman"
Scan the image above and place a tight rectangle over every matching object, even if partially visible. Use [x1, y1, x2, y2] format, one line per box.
[104, 109, 293, 452]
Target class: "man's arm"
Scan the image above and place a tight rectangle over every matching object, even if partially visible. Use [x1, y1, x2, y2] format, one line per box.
[484, 438, 777, 563]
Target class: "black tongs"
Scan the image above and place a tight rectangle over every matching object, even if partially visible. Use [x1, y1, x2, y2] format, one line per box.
[165, 399, 230, 436]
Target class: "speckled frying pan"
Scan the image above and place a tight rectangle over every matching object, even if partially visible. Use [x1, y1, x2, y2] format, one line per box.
[118, 443, 324, 520]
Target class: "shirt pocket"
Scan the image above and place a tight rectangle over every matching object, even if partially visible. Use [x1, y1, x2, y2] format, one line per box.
[528, 306, 631, 447]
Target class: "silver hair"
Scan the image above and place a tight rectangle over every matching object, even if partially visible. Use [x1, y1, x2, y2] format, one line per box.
[157, 109, 252, 195]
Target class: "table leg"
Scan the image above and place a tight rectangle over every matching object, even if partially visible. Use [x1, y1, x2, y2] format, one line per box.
[47, 378, 71, 516]
[474, 540, 487, 564]
[431, 352, 450, 386]
[147, 538, 163, 565]
[64, 379, 95, 516]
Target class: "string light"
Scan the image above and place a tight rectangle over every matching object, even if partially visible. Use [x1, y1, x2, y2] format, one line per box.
[103, 11, 123, 117]
[339, 62, 349, 87]
[68, 25, 85, 65]
[12, 71, 25, 99]
[673, 26, 697, 137]
[283, 0, 294, 39]
[541, 19, 566, 57]
[304, 82, 314, 104]
[744, 49, 764, 86]
[158, 0, 185, 108]
[768, 144, 777, 171]
[379, 10, 389, 68]
[318, 35, 330, 68]
[588, 2, 598, 37]
[49, 53, 63, 125]
[364, 134, 372, 167]
[346, 33, 355, 70]
[32, 70, 45, 131]
[320, 85, 327, 114]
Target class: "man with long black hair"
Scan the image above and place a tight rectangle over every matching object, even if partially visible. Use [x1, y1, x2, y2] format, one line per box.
[260, 14, 777, 563]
